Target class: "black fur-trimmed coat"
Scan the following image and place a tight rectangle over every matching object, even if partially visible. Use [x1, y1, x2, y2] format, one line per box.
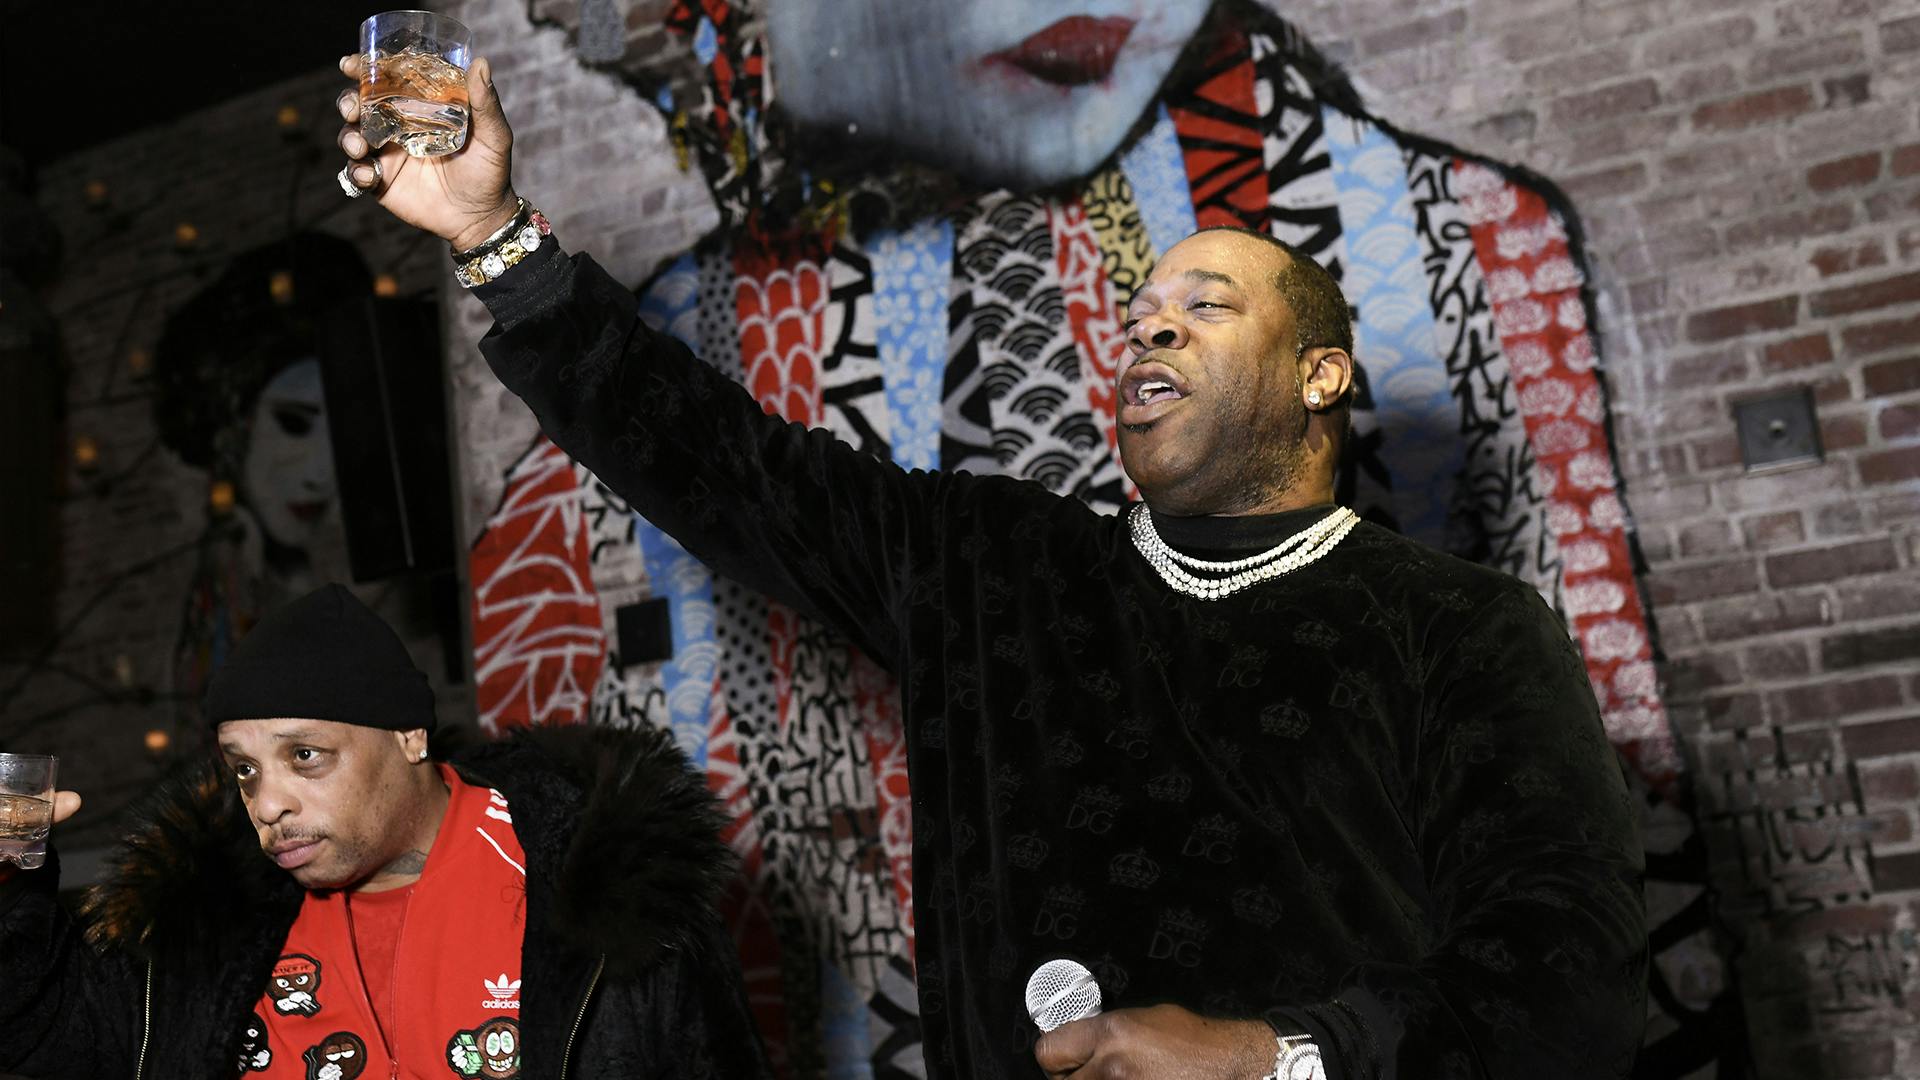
[0, 724, 771, 1080]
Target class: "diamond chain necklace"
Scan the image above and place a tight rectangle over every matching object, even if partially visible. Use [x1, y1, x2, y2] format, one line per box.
[1128, 504, 1360, 600]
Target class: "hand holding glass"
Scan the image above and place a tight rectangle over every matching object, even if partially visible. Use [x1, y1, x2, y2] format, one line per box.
[0, 754, 57, 870]
[359, 10, 474, 158]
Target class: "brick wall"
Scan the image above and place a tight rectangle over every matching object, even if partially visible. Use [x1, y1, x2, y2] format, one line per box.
[2, 70, 468, 850]
[1249, 2, 1920, 1073]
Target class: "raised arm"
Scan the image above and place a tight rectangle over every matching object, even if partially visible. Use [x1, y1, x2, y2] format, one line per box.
[333, 52, 975, 665]
[472, 241, 946, 664]
[0, 795, 146, 1079]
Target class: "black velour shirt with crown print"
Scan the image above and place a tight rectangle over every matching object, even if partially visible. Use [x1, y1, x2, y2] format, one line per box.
[474, 242, 1647, 1080]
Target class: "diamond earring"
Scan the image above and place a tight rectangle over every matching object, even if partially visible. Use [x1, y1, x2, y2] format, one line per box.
[1306, 389, 1322, 407]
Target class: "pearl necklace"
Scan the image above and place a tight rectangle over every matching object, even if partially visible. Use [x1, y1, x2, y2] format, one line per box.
[1128, 504, 1360, 600]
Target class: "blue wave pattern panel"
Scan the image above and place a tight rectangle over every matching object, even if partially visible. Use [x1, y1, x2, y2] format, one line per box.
[1323, 110, 1461, 546]
[1119, 104, 1201, 259]
[869, 218, 954, 472]
[635, 253, 718, 766]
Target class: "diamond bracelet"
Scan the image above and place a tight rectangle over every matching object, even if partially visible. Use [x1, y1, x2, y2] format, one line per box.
[451, 198, 553, 289]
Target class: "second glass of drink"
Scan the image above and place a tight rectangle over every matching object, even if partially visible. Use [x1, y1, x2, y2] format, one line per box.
[0, 753, 57, 870]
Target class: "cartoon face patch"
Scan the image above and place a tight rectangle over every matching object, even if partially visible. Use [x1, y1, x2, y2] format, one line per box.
[302, 1031, 366, 1080]
[268, 953, 323, 1016]
[446, 1017, 520, 1079]
[235, 1010, 272, 1072]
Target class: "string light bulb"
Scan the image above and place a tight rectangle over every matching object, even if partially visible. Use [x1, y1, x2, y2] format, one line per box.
[276, 104, 302, 128]
[209, 479, 236, 516]
[372, 273, 399, 297]
[173, 222, 200, 250]
[269, 270, 296, 305]
[83, 180, 108, 207]
[72, 435, 100, 471]
[145, 729, 172, 753]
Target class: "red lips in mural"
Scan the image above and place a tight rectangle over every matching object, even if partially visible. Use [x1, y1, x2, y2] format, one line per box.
[984, 16, 1137, 87]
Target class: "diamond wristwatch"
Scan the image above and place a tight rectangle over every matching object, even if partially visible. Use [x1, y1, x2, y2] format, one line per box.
[1261, 1033, 1325, 1080]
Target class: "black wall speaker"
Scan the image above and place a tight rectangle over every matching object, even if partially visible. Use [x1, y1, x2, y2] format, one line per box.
[316, 297, 457, 582]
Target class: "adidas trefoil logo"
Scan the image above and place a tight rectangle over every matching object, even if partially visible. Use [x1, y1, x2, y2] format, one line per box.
[482, 972, 522, 1010]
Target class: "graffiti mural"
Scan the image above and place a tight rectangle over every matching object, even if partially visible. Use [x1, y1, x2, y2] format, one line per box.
[1816, 929, 1919, 1015]
[469, 438, 607, 732]
[1704, 727, 1882, 924]
[467, 1, 1736, 1074]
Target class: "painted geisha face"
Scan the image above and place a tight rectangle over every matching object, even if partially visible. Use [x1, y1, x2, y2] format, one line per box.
[242, 358, 335, 550]
[767, 0, 1213, 189]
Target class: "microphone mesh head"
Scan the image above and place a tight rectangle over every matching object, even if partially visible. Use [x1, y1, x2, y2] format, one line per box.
[1025, 958, 1102, 1032]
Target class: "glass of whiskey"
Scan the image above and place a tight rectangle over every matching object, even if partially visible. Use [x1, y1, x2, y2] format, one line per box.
[359, 10, 475, 158]
[0, 753, 56, 870]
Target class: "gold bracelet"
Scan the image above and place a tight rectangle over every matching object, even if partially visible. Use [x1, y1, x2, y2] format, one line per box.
[451, 197, 529, 260]
[452, 204, 553, 289]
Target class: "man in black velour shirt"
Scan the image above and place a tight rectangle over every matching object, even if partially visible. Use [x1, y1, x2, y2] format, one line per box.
[331, 55, 1645, 1080]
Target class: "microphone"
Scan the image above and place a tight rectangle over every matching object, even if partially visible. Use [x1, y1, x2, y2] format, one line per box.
[1025, 958, 1103, 1032]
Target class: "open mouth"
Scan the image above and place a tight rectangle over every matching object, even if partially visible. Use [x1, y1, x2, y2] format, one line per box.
[1134, 379, 1183, 405]
[984, 16, 1137, 86]
[1118, 360, 1191, 425]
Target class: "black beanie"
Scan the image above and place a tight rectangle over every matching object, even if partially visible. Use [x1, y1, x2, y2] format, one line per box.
[205, 584, 435, 732]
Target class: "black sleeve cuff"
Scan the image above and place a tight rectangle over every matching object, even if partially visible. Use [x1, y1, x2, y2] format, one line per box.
[470, 237, 573, 330]
[0, 845, 59, 918]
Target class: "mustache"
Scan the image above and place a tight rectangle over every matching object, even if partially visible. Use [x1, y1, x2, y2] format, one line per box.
[263, 830, 323, 847]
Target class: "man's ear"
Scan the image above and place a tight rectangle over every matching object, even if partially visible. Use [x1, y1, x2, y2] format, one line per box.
[394, 727, 431, 764]
[1300, 347, 1353, 410]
